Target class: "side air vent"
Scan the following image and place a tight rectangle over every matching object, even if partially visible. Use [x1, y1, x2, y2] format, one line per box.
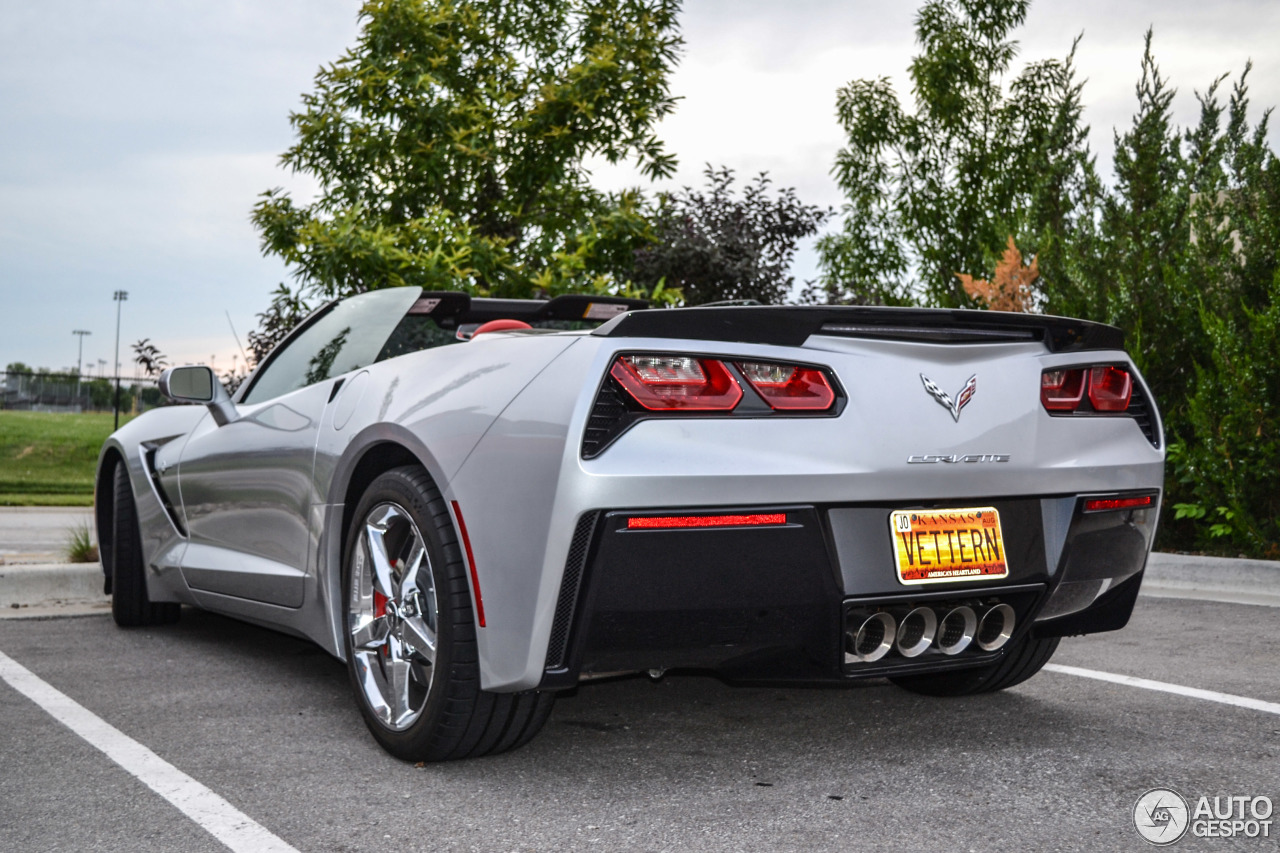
[819, 323, 1039, 345]
[545, 512, 599, 671]
[581, 379, 634, 459]
[143, 446, 187, 537]
[1126, 381, 1161, 447]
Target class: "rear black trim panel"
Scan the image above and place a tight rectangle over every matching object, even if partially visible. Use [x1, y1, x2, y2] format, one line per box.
[595, 305, 1124, 352]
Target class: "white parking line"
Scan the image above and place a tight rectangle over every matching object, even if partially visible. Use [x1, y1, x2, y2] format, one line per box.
[1045, 663, 1280, 716]
[0, 650, 300, 853]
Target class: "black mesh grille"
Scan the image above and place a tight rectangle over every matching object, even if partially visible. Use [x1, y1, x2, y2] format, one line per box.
[1127, 381, 1161, 447]
[546, 512, 598, 670]
[581, 379, 633, 459]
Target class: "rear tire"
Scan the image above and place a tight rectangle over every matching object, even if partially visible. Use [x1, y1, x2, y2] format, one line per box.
[110, 462, 181, 627]
[889, 633, 1059, 697]
[343, 466, 554, 761]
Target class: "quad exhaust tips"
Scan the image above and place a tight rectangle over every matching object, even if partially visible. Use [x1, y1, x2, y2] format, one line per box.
[977, 603, 1016, 652]
[845, 602, 1016, 663]
[895, 607, 937, 658]
[936, 606, 978, 655]
[847, 611, 896, 662]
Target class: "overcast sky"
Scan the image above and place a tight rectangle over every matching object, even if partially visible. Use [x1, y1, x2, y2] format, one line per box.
[3, 0, 1278, 376]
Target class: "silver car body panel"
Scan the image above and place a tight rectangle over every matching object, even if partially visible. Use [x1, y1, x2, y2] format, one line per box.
[98, 290, 1164, 691]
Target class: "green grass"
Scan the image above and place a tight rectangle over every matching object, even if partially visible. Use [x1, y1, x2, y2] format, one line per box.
[0, 411, 132, 506]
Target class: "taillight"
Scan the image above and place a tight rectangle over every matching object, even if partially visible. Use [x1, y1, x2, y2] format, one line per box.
[610, 355, 743, 411]
[736, 361, 836, 411]
[1088, 366, 1132, 411]
[626, 513, 787, 529]
[1041, 365, 1132, 413]
[1041, 368, 1086, 411]
[1083, 494, 1153, 513]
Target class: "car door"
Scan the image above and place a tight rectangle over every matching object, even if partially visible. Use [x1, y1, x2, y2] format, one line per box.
[176, 286, 423, 607]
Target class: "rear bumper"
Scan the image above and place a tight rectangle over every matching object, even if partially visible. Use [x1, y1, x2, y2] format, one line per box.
[539, 492, 1158, 689]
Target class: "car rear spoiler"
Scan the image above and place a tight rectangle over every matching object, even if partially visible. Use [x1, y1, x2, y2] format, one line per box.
[592, 305, 1124, 353]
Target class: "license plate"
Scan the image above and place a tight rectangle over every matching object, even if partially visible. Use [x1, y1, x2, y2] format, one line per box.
[890, 507, 1008, 585]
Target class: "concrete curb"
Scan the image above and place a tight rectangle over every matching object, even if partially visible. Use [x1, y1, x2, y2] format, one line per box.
[1142, 552, 1280, 608]
[1, 563, 108, 617]
[1144, 551, 1280, 585]
[1, 553, 1277, 617]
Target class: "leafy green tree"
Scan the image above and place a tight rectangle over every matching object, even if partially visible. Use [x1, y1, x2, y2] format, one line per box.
[815, 0, 1096, 307]
[246, 284, 315, 367]
[1157, 68, 1280, 555]
[253, 0, 682, 301]
[631, 166, 829, 305]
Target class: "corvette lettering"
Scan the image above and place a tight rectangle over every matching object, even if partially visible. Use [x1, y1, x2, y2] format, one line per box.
[907, 454, 1011, 464]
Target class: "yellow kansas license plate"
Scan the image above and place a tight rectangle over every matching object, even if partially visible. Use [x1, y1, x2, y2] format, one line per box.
[890, 507, 1009, 585]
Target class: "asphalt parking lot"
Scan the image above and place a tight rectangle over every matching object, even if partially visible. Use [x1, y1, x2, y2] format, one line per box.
[1, 592, 1277, 852]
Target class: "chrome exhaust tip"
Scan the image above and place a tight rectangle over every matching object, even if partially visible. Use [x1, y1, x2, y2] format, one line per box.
[894, 607, 937, 658]
[847, 612, 896, 663]
[977, 603, 1016, 651]
[936, 606, 977, 656]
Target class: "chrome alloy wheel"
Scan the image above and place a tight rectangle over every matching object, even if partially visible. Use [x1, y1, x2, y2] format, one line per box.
[348, 502, 439, 731]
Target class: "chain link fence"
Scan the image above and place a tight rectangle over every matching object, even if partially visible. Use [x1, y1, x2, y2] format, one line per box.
[1, 371, 161, 414]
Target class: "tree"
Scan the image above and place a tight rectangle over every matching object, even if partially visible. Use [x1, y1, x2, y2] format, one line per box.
[131, 339, 169, 377]
[1155, 66, 1280, 556]
[814, 0, 1096, 307]
[246, 284, 314, 367]
[956, 236, 1037, 312]
[252, 0, 682, 301]
[631, 166, 829, 305]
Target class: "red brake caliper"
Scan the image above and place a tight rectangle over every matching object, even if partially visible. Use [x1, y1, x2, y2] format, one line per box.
[373, 589, 388, 619]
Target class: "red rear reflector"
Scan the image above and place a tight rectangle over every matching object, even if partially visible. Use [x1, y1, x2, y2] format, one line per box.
[1084, 495, 1153, 512]
[611, 355, 743, 411]
[627, 513, 787, 529]
[450, 501, 485, 627]
[1088, 366, 1132, 412]
[1041, 368, 1086, 411]
[737, 361, 836, 411]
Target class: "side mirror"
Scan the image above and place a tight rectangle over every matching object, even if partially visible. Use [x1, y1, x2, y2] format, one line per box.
[159, 366, 238, 426]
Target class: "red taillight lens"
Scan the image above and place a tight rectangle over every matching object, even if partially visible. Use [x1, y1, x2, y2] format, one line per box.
[1084, 495, 1153, 513]
[1088, 366, 1132, 412]
[1041, 368, 1087, 411]
[627, 513, 787, 529]
[610, 355, 743, 411]
[736, 361, 836, 411]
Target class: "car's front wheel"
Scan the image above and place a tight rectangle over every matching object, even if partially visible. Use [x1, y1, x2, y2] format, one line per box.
[343, 466, 554, 761]
[108, 461, 181, 627]
[888, 633, 1059, 697]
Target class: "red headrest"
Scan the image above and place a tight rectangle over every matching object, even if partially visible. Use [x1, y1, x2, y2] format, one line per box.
[471, 319, 533, 338]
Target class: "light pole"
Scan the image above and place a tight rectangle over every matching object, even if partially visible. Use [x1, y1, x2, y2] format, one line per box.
[112, 290, 128, 429]
[72, 330, 91, 409]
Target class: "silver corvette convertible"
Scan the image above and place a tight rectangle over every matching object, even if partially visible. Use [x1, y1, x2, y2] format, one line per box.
[96, 286, 1164, 761]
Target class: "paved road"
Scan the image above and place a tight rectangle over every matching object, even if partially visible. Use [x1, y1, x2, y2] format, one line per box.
[1, 595, 1277, 852]
[0, 506, 94, 563]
